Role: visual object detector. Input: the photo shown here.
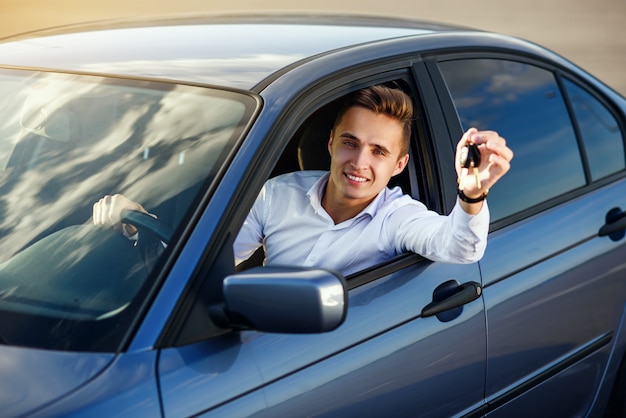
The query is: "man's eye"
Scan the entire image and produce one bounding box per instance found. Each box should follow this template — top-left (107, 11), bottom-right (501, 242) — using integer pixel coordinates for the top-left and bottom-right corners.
top-left (373, 149), bottom-right (385, 156)
top-left (343, 141), bottom-right (356, 148)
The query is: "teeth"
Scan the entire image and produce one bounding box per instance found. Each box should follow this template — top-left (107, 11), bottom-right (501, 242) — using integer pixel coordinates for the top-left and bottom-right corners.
top-left (346, 174), bottom-right (367, 183)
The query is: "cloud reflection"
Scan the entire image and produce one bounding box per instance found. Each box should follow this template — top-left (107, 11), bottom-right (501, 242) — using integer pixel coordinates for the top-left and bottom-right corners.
top-left (79, 54), bottom-right (307, 89)
top-left (0, 71), bottom-right (248, 263)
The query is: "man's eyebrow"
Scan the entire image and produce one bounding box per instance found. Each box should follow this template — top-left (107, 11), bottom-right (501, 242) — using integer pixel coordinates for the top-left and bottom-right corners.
top-left (339, 132), bottom-right (358, 140)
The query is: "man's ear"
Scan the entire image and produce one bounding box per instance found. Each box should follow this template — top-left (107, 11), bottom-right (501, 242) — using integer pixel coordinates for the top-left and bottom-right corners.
top-left (327, 130), bottom-right (334, 155)
top-left (392, 153), bottom-right (410, 176)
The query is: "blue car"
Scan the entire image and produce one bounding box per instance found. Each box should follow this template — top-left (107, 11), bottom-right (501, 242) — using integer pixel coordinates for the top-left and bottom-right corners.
top-left (0, 14), bottom-right (625, 417)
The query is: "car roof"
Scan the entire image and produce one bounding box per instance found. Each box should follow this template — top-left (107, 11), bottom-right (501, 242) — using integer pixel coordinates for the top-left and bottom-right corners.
top-left (0, 14), bottom-right (470, 90)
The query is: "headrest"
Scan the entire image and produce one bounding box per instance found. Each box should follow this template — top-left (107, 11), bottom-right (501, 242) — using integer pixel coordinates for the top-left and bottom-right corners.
top-left (297, 104), bottom-right (339, 171)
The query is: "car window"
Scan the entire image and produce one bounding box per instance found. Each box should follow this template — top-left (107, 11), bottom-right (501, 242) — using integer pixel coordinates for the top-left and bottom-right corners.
top-left (234, 83), bottom-right (417, 275)
top-left (563, 78), bottom-right (626, 181)
top-left (438, 58), bottom-right (586, 222)
top-left (0, 69), bottom-right (257, 351)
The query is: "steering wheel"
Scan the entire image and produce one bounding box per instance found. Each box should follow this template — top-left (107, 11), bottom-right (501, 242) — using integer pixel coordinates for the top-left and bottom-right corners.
top-left (121, 209), bottom-right (173, 244)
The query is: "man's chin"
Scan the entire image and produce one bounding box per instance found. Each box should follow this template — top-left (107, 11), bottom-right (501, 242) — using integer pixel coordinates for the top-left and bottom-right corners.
top-left (342, 188), bottom-right (379, 202)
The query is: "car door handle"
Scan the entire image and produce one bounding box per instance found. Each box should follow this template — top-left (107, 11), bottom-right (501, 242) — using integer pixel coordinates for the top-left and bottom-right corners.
top-left (599, 207), bottom-right (626, 240)
top-left (421, 281), bottom-right (482, 318)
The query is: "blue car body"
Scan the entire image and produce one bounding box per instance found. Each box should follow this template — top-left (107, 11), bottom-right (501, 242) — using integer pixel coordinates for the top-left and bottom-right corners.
top-left (0, 14), bottom-right (625, 417)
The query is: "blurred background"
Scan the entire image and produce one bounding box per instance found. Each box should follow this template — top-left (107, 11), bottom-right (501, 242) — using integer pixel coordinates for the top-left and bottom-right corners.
top-left (0, 0), bottom-right (624, 95)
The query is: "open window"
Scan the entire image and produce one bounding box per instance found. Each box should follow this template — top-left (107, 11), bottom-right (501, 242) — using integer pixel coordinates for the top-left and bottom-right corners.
top-left (236, 79), bottom-right (421, 273)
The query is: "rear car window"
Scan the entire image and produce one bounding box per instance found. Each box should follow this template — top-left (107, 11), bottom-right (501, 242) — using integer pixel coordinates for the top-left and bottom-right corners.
top-left (438, 58), bottom-right (586, 222)
top-left (562, 78), bottom-right (625, 181)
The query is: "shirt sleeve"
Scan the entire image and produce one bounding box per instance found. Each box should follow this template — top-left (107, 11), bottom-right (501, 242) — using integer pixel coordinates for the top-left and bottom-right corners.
top-left (389, 198), bottom-right (490, 264)
top-left (233, 183), bottom-right (267, 264)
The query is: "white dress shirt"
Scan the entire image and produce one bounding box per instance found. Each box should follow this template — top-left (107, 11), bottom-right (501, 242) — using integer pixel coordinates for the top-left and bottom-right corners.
top-left (234, 171), bottom-right (489, 276)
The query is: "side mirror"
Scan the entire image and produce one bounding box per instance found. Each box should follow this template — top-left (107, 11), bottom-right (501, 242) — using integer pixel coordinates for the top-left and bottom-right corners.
top-left (214, 266), bottom-right (347, 333)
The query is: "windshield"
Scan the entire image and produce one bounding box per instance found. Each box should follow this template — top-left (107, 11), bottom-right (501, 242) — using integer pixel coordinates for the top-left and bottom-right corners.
top-left (0, 69), bottom-right (257, 351)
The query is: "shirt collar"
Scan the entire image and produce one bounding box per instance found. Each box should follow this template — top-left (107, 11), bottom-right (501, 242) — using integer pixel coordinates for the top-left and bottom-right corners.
top-left (306, 172), bottom-right (388, 221)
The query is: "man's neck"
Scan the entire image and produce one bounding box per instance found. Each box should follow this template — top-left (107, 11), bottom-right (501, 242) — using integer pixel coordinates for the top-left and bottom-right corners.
top-left (321, 183), bottom-right (374, 225)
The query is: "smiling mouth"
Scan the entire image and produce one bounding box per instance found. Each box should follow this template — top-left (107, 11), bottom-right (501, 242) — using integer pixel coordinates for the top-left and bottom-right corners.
top-left (345, 173), bottom-right (368, 183)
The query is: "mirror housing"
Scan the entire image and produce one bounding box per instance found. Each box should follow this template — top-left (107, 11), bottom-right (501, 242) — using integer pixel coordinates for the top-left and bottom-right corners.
top-left (214, 266), bottom-right (347, 333)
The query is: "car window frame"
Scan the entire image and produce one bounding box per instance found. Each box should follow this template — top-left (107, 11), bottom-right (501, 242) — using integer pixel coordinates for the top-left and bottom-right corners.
top-left (232, 70), bottom-right (437, 269)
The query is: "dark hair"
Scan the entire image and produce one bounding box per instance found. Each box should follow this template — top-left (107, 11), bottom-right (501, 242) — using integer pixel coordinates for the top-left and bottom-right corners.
top-left (333, 85), bottom-right (413, 156)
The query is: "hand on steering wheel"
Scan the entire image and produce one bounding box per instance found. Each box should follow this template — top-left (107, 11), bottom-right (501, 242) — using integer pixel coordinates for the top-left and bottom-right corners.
top-left (121, 209), bottom-right (172, 244)
top-left (93, 194), bottom-right (172, 244)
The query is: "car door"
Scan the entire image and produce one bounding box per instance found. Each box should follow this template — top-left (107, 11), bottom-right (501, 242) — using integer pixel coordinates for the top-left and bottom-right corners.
top-left (432, 54), bottom-right (626, 416)
top-left (156, 70), bottom-right (490, 417)
top-left (159, 262), bottom-right (486, 418)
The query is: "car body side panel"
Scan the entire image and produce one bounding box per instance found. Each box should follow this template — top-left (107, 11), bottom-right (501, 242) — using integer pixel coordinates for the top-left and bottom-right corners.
top-left (481, 178), bottom-right (626, 414)
top-left (0, 346), bottom-right (113, 417)
top-left (159, 262), bottom-right (486, 417)
top-left (485, 348), bottom-right (610, 417)
top-left (30, 351), bottom-right (162, 417)
top-left (157, 334), bottom-right (266, 416)
top-left (254, 304), bottom-right (485, 418)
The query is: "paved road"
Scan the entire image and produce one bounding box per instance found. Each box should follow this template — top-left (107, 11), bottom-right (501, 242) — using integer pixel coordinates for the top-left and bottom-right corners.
top-left (0, 0), bottom-right (624, 95)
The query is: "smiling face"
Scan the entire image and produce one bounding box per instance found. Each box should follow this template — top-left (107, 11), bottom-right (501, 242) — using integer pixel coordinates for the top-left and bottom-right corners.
top-left (324, 105), bottom-right (409, 220)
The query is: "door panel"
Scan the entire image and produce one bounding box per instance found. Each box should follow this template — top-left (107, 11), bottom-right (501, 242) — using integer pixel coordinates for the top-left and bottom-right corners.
top-left (255, 302), bottom-right (485, 418)
top-left (433, 54), bottom-right (626, 414)
top-left (485, 348), bottom-right (609, 418)
top-left (159, 262), bottom-right (487, 417)
top-left (481, 179), bottom-right (626, 415)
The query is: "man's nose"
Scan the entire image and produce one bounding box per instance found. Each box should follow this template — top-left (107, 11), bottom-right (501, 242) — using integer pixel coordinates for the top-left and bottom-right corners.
top-left (350, 149), bottom-right (370, 169)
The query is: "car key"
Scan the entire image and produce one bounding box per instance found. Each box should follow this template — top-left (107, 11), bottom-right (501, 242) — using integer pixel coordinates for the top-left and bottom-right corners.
top-left (459, 143), bottom-right (481, 190)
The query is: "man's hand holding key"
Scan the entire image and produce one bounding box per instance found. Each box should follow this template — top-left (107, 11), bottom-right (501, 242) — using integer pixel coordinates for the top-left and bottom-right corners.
top-left (455, 127), bottom-right (514, 215)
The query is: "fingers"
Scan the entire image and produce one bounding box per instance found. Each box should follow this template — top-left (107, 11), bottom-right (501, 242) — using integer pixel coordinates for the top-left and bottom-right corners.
top-left (458, 128), bottom-right (513, 165)
top-left (455, 127), bottom-right (514, 193)
top-left (93, 195), bottom-right (119, 228)
top-left (481, 135), bottom-right (513, 166)
top-left (465, 129), bottom-right (500, 146)
top-left (92, 194), bottom-right (145, 229)
top-left (93, 195), bottom-right (109, 226)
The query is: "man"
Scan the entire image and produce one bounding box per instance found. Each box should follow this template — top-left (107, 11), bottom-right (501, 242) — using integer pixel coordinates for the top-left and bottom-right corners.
top-left (94, 85), bottom-right (513, 275)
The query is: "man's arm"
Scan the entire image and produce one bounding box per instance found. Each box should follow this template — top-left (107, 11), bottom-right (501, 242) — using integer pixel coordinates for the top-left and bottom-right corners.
top-left (391, 198), bottom-right (489, 264)
top-left (392, 128), bottom-right (512, 264)
top-left (233, 185), bottom-right (267, 265)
